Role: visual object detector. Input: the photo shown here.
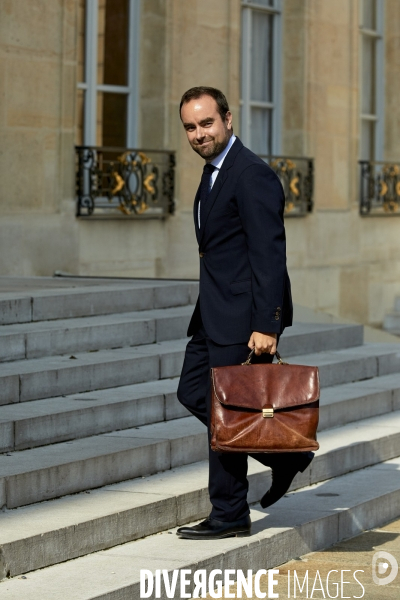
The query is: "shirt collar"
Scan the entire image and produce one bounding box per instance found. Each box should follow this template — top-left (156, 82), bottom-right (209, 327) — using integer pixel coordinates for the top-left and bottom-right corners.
top-left (210, 134), bottom-right (236, 171)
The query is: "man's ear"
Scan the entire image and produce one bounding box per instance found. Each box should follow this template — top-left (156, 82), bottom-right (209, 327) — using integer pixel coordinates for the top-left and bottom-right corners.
top-left (225, 111), bottom-right (233, 130)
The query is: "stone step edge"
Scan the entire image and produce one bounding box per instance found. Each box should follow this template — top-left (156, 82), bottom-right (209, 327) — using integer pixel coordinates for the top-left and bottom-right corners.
top-left (2, 409), bottom-right (400, 576)
top-left (1, 458), bottom-right (400, 599)
top-left (0, 304), bottom-right (194, 333)
top-left (0, 378), bottom-right (185, 452)
top-left (1, 340), bottom-right (399, 409)
top-left (0, 339), bottom-right (189, 406)
top-left (1, 370), bottom-right (400, 452)
top-left (0, 281), bottom-right (199, 326)
top-left (0, 318), bottom-right (363, 365)
top-left (0, 304), bottom-right (194, 362)
top-left (1, 339), bottom-right (397, 379)
top-left (1, 404), bottom-right (400, 491)
top-left (0, 309), bottom-right (359, 335)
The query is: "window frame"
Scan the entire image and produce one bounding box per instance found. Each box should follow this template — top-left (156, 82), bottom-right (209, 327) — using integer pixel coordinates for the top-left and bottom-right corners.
top-left (240, 0), bottom-right (282, 155)
top-left (77, 0), bottom-right (141, 147)
top-left (359, 0), bottom-right (385, 161)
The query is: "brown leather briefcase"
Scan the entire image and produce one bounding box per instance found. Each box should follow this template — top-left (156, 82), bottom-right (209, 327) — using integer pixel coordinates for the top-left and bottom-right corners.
top-left (210, 350), bottom-right (320, 453)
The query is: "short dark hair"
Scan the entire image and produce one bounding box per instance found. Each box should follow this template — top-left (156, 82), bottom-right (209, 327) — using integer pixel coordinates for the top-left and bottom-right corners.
top-left (179, 86), bottom-right (230, 121)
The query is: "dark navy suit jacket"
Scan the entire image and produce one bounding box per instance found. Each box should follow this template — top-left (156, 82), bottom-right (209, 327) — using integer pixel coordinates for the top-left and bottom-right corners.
top-left (187, 137), bottom-right (293, 345)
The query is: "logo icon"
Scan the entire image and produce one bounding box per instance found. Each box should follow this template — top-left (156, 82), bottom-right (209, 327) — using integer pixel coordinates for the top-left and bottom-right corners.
top-left (372, 551), bottom-right (398, 586)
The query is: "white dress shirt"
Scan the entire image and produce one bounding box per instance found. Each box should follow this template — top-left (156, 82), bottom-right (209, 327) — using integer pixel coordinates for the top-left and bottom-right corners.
top-left (198, 134), bottom-right (237, 228)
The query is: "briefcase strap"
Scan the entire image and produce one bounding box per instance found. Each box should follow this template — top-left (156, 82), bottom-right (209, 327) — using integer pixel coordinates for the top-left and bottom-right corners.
top-left (241, 348), bottom-right (288, 366)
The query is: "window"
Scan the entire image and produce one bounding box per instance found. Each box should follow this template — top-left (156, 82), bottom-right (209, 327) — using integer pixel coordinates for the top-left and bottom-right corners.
top-left (76, 0), bottom-right (140, 147)
top-left (240, 0), bottom-right (282, 155)
top-left (359, 0), bottom-right (385, 160)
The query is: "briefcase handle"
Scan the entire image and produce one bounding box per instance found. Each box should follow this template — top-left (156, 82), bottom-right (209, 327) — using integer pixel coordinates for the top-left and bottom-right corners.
top-left (241, 348), bottom-right (288, 366)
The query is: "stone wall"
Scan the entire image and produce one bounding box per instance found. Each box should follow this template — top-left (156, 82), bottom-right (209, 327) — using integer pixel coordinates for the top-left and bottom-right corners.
top-left (0, 0), bottom-right (79, 275)
top-left (0, 0), bottom-right (399, 325)
top-left (283, 0), bottom-right (400, 326)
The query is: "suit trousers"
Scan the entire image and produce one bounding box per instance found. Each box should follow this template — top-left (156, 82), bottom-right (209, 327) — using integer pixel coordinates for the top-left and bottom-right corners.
top-left (177, 322), bottom-right (294, 522)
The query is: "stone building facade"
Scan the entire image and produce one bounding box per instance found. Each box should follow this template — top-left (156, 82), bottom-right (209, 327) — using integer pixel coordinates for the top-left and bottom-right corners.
top-left (0, 0), bottom-right (399, 326)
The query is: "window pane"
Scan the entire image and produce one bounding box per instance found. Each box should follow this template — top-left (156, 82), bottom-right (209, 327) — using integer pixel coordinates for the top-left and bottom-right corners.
top-left (360, 119), bottom-right (375, 160)
top-left (97, 93), bottom-right (127, 147)
top-left (250, 108), bottom-right (272, 155)
top-left (251, 11), bottom-right (273, 103)
top-left (77, 0), bottom-right (86, 83)
top-left (76, 89), bottom-right (85, 146)
top-left (362, 0), bottom-right (376, 30)
top-left (97, 0), bottom-right (129, 86)
top-left (362, 35), bottom-right (376, 115)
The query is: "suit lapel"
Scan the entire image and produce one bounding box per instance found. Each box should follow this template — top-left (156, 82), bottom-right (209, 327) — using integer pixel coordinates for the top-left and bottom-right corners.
top-left (193, 185), bottom-right (201, 244)
top-left (198, 137), bottom-right (243, 246)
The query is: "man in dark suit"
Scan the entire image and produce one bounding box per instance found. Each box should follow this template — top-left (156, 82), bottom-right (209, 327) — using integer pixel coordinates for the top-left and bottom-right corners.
top-left (176, 87), bottom-right (313, 540)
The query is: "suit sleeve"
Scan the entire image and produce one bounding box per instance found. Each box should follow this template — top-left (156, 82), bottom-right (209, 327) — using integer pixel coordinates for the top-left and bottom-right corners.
top-left (236, 163), bottom-right (287, 334)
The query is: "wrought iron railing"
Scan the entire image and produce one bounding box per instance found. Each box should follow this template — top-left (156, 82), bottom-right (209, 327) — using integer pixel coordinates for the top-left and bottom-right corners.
top-left (75, 146), bottom-right (175, 218)
top-left (359, 160), bottom-right (400, 215)
top-left (260, 155), bottom-right (314, 216)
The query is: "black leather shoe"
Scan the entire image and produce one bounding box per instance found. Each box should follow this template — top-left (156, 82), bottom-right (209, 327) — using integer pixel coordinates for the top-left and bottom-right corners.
top-left (176, 515), bottom-right (251, 540)
top-left (260, 452), bottom-right (314, 509)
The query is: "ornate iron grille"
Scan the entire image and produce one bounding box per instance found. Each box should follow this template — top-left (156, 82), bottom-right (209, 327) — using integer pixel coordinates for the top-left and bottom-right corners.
top-left (75, 146), bottom-right (175, 218)
top-left (359, 160), bottom-right (400, 216)
top-left (260, 155), bottom-right (314, 216)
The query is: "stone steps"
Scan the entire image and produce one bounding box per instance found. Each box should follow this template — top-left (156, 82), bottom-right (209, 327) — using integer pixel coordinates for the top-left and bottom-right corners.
top-left (0, 337), bottom-right (400, 452)
top-left (1, 456), bottom-right (400, 597)
top-left (318, 372), bottom-right (400, 430)
top-left (277, 322), bottom-right (363, 356)
top-left (0, 306), bottom-right (194, 363)
top-left (0, 336), bottom-right (396, 412)
top-left (288, 343), bottom-right (400, 387)
top-left (0, 310), bottom-right (363, 364)
top-left (0, 416), bottom-right (206, 509)
top-left (1, 383), bottom-right (400, 513)
top-left (0, 322), bottom-right (367, 448)
top-left (0, 344), bottom-right (398, 510)
top-left (0, 339), bottom-right (187, 406)
top-left (1, 410), bottom-right (400, 577)
top-left (0, 281), bottom-right (199, 325)
top-left (0, 325), bottom-right (371, 407)
top-left (0, 278), bottom-right (399, 598)
top-left (0, 369), bottom-right (399, 453)
top-left (0, 378), bottom-right (185, 452)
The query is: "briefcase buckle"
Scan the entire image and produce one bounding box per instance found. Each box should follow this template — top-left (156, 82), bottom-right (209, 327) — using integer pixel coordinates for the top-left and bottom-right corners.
top-left (262, 408), bottom-right (274, 418)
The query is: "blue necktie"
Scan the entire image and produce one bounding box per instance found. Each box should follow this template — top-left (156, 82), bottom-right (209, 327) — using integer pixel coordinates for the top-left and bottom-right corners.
top-left (199, 163), bottom-right (216, 227)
